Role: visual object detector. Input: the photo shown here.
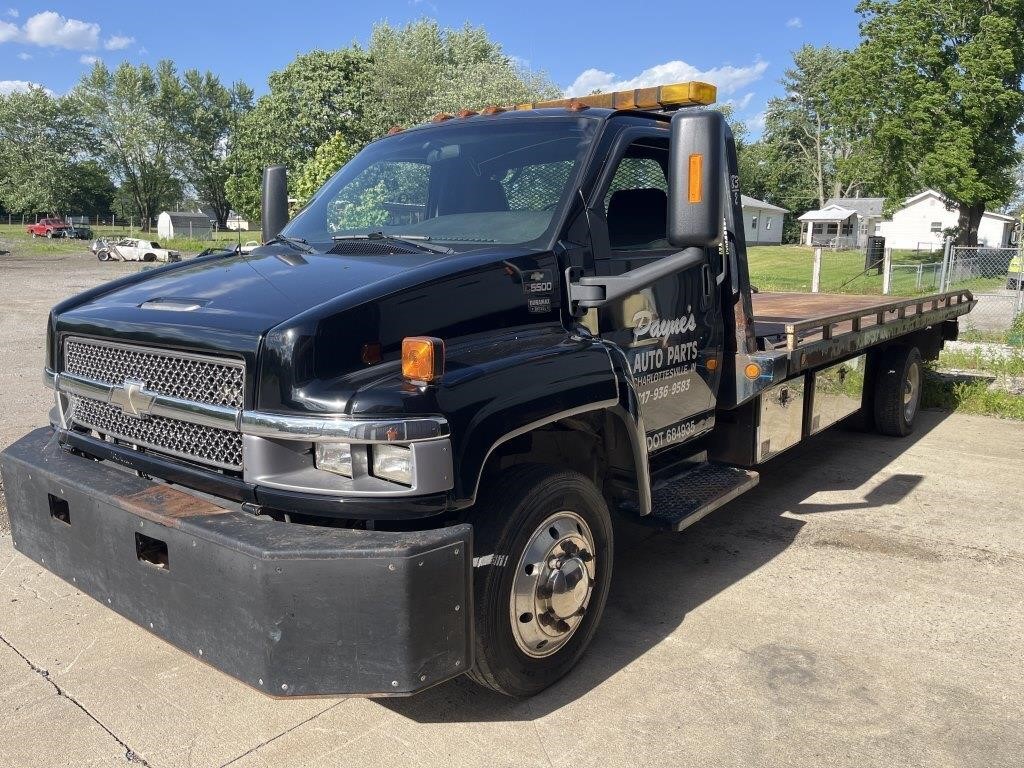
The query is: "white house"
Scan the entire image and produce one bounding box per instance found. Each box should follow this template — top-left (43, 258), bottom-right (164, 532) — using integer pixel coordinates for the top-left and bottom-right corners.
top-left (798, 196), bottom-right (884, 249)
top-left (741, 195), bottom-right (787, 245)
top-left (157, 211), bottom-right (214, 241)
top-left (877, 189), bottom-right (1015, 250)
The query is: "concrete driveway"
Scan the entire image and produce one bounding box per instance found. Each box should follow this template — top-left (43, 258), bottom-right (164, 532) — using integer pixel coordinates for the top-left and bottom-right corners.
top-left (1, 245), bottom-right (1022, 767)
top-left (1, 410), bottom-right (1022, 768)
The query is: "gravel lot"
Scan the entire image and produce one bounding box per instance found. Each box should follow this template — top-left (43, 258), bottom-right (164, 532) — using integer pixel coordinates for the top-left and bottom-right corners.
top-left (1, 239), bottom-right (1022, 768)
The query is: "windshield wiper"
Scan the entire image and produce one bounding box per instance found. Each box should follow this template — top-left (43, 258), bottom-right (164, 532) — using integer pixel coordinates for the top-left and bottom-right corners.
top-left (265, 234), bottom-right (315, 253)
top-left (331, 232), bottom-right (455, 255)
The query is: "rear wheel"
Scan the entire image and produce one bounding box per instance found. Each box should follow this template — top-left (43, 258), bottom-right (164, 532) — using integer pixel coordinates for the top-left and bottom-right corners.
top-left (873, 345), bottom-right (922, 437)
top-left (96, 250), bottom-right (111, 262)
top-left (468, 464), bottom-right (613, 697)
top-left (45, 230), bottom-right (53, 238)
top-left (143, 253), bottom-right (156, 262)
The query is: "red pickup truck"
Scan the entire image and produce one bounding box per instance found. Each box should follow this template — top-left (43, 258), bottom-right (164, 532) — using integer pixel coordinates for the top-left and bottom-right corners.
top-left (27, 217), bottom-right (71, 238)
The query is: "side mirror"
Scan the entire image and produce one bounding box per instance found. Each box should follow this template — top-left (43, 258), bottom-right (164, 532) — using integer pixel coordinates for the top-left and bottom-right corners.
top-left (261, 165), bottom-right (289, 243)
top-left (667, 110), bottom-right (724, 248)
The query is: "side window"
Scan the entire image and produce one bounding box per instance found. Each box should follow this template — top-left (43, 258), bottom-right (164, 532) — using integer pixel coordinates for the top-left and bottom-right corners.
top-left (765, 216), bottom-right (773, 231)
top-left (602, 139), bottom-right (670, 252)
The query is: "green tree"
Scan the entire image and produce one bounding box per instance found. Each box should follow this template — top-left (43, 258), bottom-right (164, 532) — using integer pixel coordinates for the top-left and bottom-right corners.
top-left (363, 20), bottom-right (560, 134)
top-left (64, 159), bottom-right (116, 217)
top-left (292, 132), bottom-right (357, 207)
top-left (226, 49), bottom-right (371, 222)
top-left (170, 70), bottom-right (253, 228)
top-left (760, 45), bottom-right (875, 211)
top-left (73, 61), bottom-right (184, 227)
top-left (847, 0), bottom-right (1024, 244)
top-left (0, 87), bottom-right (89, 214)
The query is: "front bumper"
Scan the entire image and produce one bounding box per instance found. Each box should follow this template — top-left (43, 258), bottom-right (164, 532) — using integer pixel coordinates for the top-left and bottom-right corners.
top-left (1, 428), bottom-right (473, 696)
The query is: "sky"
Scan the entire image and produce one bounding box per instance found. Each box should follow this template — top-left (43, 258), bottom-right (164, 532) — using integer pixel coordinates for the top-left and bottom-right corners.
top-left (0, 1), bottom-right (863, 134)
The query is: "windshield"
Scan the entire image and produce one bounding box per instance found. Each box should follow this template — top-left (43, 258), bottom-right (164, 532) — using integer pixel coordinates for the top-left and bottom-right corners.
top-left (282, 116), bottom-right (598, 250)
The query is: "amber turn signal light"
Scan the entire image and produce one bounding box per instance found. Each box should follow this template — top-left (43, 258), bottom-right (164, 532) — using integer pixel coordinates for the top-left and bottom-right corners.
top-left (402, 336), bottom-right (444, 383)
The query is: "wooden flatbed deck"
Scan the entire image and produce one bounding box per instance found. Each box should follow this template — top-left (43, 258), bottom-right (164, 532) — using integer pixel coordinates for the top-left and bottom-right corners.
top-left (751, 290), bottom-right (975, 371)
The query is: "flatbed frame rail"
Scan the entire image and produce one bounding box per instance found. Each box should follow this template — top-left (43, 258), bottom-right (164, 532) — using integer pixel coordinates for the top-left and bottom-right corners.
top-left (773, 289), bottom-right (975, 372)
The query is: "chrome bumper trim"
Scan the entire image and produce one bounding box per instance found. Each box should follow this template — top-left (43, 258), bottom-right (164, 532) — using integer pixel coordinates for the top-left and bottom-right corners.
top-left (47, 368), bottom-right (450, 444)
top-left (238, 412), bottom-right (450, 443)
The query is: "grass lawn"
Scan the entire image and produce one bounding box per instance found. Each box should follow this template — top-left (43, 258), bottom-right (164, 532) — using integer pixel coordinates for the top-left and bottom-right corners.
top-left (746, 244), bottom-right (1004, 297)
top-left (0, 223), bottom-right (255, 258)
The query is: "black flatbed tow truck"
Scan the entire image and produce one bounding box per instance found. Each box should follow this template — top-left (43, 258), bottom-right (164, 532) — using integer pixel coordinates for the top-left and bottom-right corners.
top-left (1, 81), bottom-right (974, 698)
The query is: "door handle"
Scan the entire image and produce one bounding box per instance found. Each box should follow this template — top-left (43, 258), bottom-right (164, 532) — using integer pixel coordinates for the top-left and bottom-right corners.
top-left (700, 264), bottom-right (713, 310)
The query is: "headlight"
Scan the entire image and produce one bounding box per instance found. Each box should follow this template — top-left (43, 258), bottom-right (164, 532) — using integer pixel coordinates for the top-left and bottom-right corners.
top-left (372, 444), bottom-right (412, 486)
top-left (314, 442), bottom-right (352, 477)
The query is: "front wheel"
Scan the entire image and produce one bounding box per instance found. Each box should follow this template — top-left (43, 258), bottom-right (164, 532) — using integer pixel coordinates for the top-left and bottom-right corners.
top-left (873, 345), bottom-right (922, 437)
top-left (468, 465), bottom-right (613, 697)
top-left (96, 250), bottom-right (111, 262)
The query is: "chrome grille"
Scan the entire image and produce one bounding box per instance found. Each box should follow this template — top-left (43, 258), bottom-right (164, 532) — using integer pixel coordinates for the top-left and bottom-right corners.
top-left (64, 337), bottom-right (244, 408)
top-left (62, 337), bottom-right (246, 471)
top-left (69, 396), bottom-right (243, 470)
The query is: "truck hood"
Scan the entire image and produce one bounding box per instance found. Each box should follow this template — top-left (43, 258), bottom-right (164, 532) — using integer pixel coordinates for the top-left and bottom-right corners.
top-left (55, 247), bottom-right (449, 360)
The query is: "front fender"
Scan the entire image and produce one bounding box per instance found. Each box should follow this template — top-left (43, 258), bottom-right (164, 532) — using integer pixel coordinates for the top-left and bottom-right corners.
top-left (444, 333), bottom-right (648, 513)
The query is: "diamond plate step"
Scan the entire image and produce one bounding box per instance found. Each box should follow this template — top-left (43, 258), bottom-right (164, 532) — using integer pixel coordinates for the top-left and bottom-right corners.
top-left (646, 463), bottom-right (759, 532)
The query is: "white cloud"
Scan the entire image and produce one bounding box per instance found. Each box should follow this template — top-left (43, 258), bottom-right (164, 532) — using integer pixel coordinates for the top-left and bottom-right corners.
top-left (726, 91), bottom-right (755, 111)
top-left (0, 17), bottom-right (16, 41)
top-left (566, 58), bottom-right (770, 98)
top-left (80, 53), bottom-right (99, 65)
top-left (6, 8), bottom-right (17, 18)
top-left (104, 34), bottom-right (133, 50)
top-left (746, 111), bottom-right (767, 133)
top-left (16, 50), bottom-right (30, 59)
top-left (23, 11), bottom-right (100, 50)
top-left (0, 79), bottom-right (51, 95)
top-left (786, 17), bottom-right (803, 29)
top-left (137, 46), bottom-right (148, 56)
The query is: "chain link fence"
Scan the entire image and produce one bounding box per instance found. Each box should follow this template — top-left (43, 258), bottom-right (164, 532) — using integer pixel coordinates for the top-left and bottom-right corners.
top-left (943, 245), bottom-right (1023, 343)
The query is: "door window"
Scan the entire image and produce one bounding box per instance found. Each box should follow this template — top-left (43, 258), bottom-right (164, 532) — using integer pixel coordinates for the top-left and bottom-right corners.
top-left (601, 140), bottom-right (671, 252)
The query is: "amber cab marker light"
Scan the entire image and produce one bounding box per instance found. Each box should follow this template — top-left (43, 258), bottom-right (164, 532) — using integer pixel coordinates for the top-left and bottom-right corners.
top-left (402, 337), bottom-right (445, 383)
top-left (744, 362), bottom-right (762, 380)
top-left (688, 154), bottom-right (704, 204)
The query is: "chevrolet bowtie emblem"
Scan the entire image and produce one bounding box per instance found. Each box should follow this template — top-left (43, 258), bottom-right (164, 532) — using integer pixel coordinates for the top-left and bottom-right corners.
top-left (110, 379), bottom-right (156, 419)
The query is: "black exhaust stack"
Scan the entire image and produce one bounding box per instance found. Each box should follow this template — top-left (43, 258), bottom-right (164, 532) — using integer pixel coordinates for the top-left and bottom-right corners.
top-left (261, 165), bottom-right (288, 243)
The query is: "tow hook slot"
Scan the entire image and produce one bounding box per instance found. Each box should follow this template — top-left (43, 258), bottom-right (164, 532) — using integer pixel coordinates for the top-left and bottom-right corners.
top-left (135, 532), bottom-right (169, 570)
top-left (48, 494), bottom-right (70, 525)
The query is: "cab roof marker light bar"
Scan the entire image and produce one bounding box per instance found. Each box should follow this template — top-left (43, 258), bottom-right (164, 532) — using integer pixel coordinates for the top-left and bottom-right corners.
top-left (513, 81), bottom-right (717, 112)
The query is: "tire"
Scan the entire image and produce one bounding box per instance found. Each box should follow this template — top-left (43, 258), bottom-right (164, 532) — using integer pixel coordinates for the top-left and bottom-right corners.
top-left (96, 250), bottom-right (110, 262)
top-left (468, 464), bottom-right (613, 697)
top-left (31, 232), bottom-right (37, 238)
top-left (46, 230), bottom-right (53, 239)
top-left (143, 253), bottom-right (156, 262)
top-left (873, 345), bottom-right (922, 437)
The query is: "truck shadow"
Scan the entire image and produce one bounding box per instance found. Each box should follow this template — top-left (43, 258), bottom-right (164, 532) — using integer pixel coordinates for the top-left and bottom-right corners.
top-left (378, 409), bottom-right (950, 723)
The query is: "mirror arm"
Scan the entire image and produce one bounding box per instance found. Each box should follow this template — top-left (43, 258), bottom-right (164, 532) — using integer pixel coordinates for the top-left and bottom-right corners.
top-left (567, 247), bottom-right (707, 310)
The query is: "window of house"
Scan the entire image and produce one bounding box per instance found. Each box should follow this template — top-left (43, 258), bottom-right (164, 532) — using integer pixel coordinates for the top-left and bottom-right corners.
top-left (765, 216), bottom-right (773, 231)
top-left (750, 216), bottom-right (758, 229)
top-left (826, 223), bottom-right (838, 235)
top-left (930, 221), bottom-right (942, 234)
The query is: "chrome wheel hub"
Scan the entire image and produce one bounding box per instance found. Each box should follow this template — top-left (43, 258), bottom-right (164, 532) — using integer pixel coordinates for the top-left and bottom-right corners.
top-left (904, 360), bottom-right (921, 421)
top-left (510, 511), bottom-right (596, 658)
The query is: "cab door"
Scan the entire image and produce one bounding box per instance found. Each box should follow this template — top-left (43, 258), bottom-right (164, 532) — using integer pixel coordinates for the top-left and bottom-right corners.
top-left (589, 130), bottom-right (723, 454)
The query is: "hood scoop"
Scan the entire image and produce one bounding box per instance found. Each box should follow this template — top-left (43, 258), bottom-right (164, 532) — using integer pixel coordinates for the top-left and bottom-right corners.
top-left (139, 297), bottom-right (211, 312)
